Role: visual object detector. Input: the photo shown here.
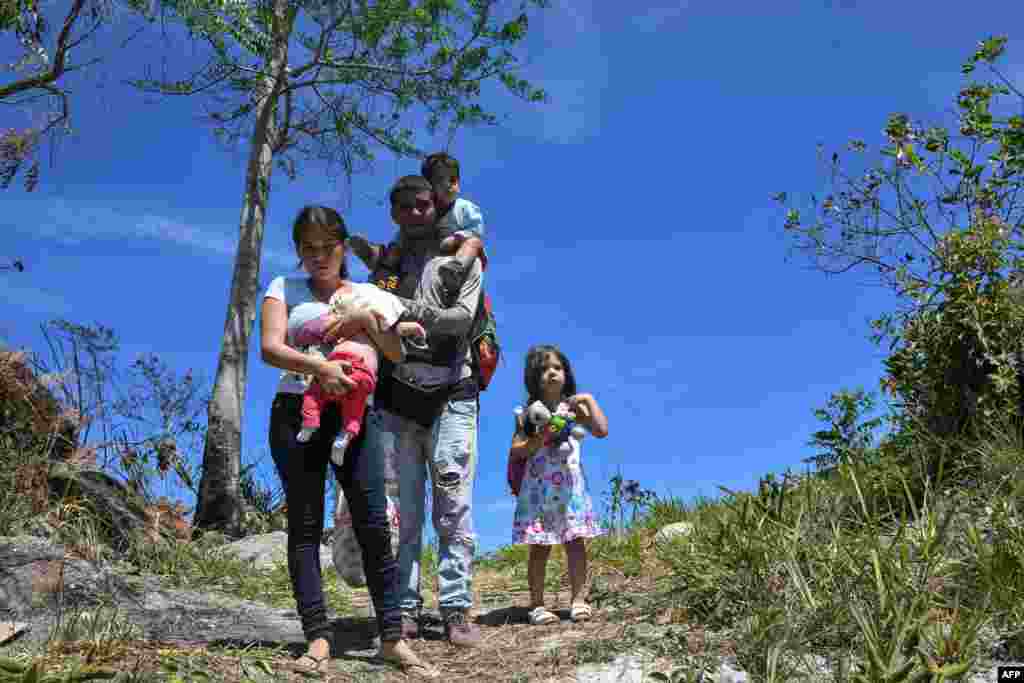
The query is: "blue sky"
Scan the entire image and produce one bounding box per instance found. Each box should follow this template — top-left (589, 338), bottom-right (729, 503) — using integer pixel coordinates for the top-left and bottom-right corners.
top-left (3, 1), bottom-right (1023, 554)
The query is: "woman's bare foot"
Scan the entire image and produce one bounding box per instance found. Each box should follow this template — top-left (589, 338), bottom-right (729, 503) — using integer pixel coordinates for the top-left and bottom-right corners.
top-left (379, 639), bottom-right (439, 679)
top-left (295, 636), bottom-right (330, 674)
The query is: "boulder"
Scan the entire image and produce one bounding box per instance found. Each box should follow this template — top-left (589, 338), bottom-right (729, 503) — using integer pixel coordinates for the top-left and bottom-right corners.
top-left (220, 531), bottom-right (332, 572)
top-left (9, 514), bottom-right (57, 542)
top-left (46, 463), bottom-right (151, 552)
top-left (0, 536), bottom-right (306, 647)
top-left (654, 521), bottom-right (694, 544)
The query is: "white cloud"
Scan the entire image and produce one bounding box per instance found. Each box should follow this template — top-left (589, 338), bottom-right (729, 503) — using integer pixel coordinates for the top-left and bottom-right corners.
top-left (8, 198), bottom-right (296, 270)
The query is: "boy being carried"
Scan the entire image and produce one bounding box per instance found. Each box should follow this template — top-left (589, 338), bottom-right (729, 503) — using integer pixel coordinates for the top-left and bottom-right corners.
top-left (348, 152), bottom-right (488, 304)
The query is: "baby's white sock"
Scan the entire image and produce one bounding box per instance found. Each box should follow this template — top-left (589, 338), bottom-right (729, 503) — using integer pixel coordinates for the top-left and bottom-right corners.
top-left (330, 432), bottom-right (353, 468)
top-left (296, 427), bottom-right (316, 443)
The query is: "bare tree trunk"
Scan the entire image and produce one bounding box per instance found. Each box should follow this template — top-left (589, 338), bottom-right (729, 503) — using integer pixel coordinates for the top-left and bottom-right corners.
top-left (193, 1), bottom-right (291, 536)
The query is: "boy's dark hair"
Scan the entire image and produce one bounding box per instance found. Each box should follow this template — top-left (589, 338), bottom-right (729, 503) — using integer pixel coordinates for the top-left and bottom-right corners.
top-left (524, 344), bottom-right (577, 403)
top-left (389, 175), bottom-right (433, 205)
top-left (292, 205), bottom-right (349, 278)
top-left (421, 152), bottom-right (460, 182)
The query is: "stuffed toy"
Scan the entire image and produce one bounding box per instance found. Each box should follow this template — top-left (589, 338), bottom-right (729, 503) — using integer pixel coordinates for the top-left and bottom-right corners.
top-left (507, 401), bottom-right (586, 496)
top-left (520, 400), bottom-right (586, 445)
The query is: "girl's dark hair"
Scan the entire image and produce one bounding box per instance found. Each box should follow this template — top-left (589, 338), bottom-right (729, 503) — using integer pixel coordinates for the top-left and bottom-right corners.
top-left (524, 344), bottom-right (577, 403)
top-left (292, 205), bottom-right (349, 278)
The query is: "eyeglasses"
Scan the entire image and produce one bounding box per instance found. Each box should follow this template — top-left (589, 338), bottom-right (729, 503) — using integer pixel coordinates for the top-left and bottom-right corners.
top-left (299, 241), bottom-right (341, 258)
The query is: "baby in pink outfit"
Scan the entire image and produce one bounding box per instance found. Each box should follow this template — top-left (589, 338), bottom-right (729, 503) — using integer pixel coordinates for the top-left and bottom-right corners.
top-left (292, 283), bottom-right (425, 466)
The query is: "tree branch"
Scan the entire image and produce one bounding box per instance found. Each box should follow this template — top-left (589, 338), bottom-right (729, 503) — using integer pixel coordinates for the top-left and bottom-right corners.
top-left (0, 0), bottom-right (88, 101)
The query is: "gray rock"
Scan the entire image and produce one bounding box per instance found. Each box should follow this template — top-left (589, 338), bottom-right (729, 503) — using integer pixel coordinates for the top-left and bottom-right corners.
top-left (219, 531), bottom-right (332, 572)
top-left (655, 521), bottom-right (694, 544)
top-left (0, 536), bottom-right (308, 648)
top-left (575, 653), bottom-right (655, 683)
top-left (965, 662), bottom-right (1024, 682)
top-left (9, 515), bottom-right (56, 542)
top-left (0, 621), bottom-right (28, 645)
top-left (46, 464), bottom-right (150, 551)
top-left (714, 662), bottom-right (749, 683)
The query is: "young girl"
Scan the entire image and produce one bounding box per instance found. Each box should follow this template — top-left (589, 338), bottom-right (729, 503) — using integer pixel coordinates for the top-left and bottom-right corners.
top-left (509, 344), bottom-right (609, 625)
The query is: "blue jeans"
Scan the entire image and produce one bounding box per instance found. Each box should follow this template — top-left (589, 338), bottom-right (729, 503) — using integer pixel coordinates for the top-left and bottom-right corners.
top-left (362, 398), bottom-right (478, 613)
top-left (268, 393), bottom-right (403, 642)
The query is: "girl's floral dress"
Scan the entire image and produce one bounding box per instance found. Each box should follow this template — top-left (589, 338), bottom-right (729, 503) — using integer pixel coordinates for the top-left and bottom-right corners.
top-left (513, 401), bottom-right (604, 545)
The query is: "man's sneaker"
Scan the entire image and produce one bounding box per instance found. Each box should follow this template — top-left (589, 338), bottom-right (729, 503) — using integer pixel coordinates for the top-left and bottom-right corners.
top-left (400, 611), bottom-right (420, 640)
top-left (443, 609), bottom-right (481, 648)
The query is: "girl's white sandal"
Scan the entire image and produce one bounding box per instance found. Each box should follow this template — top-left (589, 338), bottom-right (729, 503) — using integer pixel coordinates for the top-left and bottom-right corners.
top-left (570, 603), bottom-right (593, 622)
top-left (528, 606), bottom-right (559, 625)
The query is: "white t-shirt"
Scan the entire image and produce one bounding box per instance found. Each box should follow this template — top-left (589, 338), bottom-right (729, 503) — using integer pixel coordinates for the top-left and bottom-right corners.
top-left (264, 275), bottom-right (405, 395)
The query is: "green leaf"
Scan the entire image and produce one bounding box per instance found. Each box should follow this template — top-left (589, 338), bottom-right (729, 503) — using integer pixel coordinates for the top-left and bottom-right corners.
top-left (22, 661), bottom-right (41, 683)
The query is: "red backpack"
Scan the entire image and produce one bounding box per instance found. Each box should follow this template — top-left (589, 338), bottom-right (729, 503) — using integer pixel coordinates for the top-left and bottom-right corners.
top-left (471, 293), bottom-right (500, 391)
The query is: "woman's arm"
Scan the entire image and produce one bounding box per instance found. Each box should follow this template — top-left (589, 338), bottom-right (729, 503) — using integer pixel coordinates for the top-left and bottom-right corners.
top-left (260, 297), bottom-right (356, 393)
top-left (569, 393), bottom-right (609, 438)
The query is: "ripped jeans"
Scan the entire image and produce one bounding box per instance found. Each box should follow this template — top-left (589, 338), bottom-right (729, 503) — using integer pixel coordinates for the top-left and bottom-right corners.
top-left (362, 398), bottom-right (477, 613)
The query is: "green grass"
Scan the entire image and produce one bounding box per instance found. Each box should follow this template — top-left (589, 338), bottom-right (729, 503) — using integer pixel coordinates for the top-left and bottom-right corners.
top-left (13, 385), bottom-right (1024, 681)
top-left (477, 419), bottom-right (1024, 681)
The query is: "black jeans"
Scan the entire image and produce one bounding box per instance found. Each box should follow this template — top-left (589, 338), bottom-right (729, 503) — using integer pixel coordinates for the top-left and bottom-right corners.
top-left (268, 393), bottom-right (402, 643)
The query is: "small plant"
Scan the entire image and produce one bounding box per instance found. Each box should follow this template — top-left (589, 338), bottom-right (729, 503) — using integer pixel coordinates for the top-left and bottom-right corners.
top-left (733, 605), bottom-right (812, 683)
top-left (603, 473), bottom-right (656, 537)
top-left (570, 638), bottom-right (618, 665)
top-left (805, 389), bottom-right (884, 473)
top-left (46, 604), bottom-right (142, 665)
top-left (49, 500), bottom-right (113, 563)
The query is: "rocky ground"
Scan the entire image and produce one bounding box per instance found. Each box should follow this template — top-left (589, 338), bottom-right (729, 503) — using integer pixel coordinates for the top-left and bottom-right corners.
top-left (2, 533), bottom-right (1020, 682)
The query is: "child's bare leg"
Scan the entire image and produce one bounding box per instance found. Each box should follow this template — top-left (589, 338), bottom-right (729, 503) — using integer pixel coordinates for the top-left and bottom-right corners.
top-left (528, 544), bottom-right (551, 608)
top-left (454, 236), bottom-right (483, 266)
top-left (439, 233), bottom-right (463, 254)
top-left (564, 538), bottom-right (588, 607)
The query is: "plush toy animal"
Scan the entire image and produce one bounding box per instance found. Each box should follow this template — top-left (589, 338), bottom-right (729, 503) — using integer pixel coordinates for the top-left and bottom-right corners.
top-left (508, 401), bottom-right (586, 496)
top-left (520, 400), bottom-right (586, 445)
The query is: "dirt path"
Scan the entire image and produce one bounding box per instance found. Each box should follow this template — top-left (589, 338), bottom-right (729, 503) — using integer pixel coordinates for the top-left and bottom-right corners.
top-left (326, 569), bottom-right (634, 682)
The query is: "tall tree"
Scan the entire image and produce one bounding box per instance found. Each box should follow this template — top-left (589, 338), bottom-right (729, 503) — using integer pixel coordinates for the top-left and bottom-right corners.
top-left (1, 0), bottom-right (153, 190)
top-left (138, 0), bottom-right (548, 535)
top-left (776, 36), bottom-right (1024, 446)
